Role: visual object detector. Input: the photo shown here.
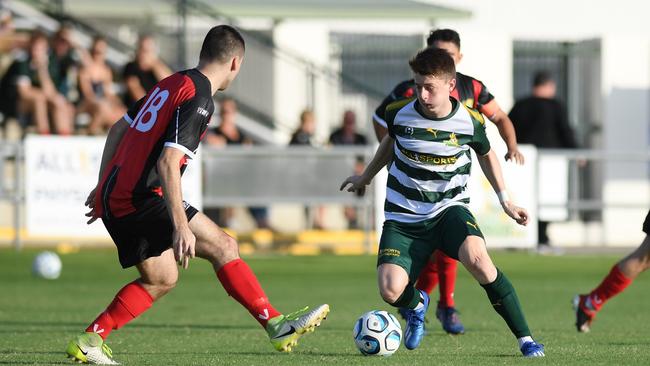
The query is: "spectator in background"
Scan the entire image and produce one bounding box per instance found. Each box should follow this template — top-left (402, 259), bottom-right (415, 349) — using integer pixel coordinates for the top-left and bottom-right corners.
top-left (329, 110), bottom-right (367, 229)
top-left (50, 24), bottom-right (82, 100)
top-left (289, 109), bottom-right (325, 229)
top-left (508, 70), bottom-right (579, 251)
top-left (77, 36), bottom-right (126, 135)
top-left (0, 30), bottom-right (74, 135)
top-left (329, 109), bottom-right (367, 146)
top-left (290, 109), bottom-right (316, 145)
top-left (206, 98), bottom-right (271, 230)
top-left (122, 34), bottom-right (171, 109)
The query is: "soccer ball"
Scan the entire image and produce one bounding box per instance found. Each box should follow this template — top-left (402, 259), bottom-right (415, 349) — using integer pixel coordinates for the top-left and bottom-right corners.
top-left (353, 310), bottom-right (402, 356)
top-left (32, 251), bottom-right (62, 280)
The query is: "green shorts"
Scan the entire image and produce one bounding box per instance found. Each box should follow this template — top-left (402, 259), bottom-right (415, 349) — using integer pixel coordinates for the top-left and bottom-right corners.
top-left (377, 205), bottom-right (484, 281)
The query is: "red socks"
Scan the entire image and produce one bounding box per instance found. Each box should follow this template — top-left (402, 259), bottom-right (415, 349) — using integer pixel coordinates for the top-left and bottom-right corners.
top-left (588, 264), bottom-right (632, 311)
top-left (217, 259), bottom-right (281, 327)
top-left (86, 281), bottom-right (153, 340)
top-left (436, 251), bottom-right (457, 308)
top-left (415, 258), bottom-right (439, 294)
top-left (415, 251), bottom-right (458, 308)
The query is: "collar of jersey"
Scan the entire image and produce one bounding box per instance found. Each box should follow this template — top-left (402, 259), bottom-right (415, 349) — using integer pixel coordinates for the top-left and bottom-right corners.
top-left (413, 97), bottom-right (459, 122)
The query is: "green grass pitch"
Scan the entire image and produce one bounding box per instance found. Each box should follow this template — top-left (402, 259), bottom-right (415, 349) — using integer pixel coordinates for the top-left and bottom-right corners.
top-left (1, 248), bottom-right (649, 365)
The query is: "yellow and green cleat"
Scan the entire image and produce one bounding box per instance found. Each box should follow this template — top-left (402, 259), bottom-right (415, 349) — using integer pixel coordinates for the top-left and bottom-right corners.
top-left (65, 332), bottom-right (119, 365)
top-left (266, 304), bottom-right (330, 352)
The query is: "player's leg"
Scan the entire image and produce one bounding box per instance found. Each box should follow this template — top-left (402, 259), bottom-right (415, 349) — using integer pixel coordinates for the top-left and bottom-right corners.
top-left (414, 256), bottom-right (439, 295)
top-left (438, 206), bottom-right (543, 357)
top-left (575, 234), bottom-right (650, 332)
top-left (189, 211), bottom-right (329, 352)
top-left (377, 220), bottom-right (432, 350)
top-left (66, 251), bottom-right (177, 364)
top-left (434, 251), bottom-right (465, 334)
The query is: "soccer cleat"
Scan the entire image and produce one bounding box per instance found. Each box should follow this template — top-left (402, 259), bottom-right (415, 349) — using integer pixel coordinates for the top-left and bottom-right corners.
top-left (435, 305), bottom-right (465, 335)
top-left (266, 304), bottom-right (329, 352)
top-left (65, 332), bottom-right (119, 365)
top-left (403, 290), bottom-right (429, 350)
top-left (573, 294), bottom-right (596, 332)
top-left (520, 341), bottom-right (545, 357)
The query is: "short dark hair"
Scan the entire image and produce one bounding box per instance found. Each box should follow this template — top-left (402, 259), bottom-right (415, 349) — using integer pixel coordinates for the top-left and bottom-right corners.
top-left (409, 47), bottom-right (456, 80)
top-left (533, 70), bottom-right (553, 87)
top-left (426, 28), bottom-right (461, 49)
top-left (200, 25), bottom-right (245, 63)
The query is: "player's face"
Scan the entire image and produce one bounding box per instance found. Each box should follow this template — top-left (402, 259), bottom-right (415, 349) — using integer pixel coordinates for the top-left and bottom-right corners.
top-left (413, 73), bottom-right (455, 117)
top-left (432, 41), bottom-right (462, 65)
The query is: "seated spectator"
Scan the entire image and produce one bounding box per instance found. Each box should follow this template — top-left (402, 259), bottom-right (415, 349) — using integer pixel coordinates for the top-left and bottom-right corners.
top-left (329, 110), bottom-right (367, 229)
top-left (50, 23), bottom-right (83, 101)
top-left (77, 36), bottom-right (126, 135)
top-left (0, 30), bottom-right (74, 135)
top-left (205, 98), bottom-right (271, 230)
top-left (122, 34), bottom-right (171, 109)
top-left (289, 109), bottom-right (324, 229)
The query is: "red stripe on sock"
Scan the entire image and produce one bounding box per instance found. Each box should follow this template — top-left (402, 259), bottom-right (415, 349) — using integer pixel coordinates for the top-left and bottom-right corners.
top-left (217, 259), bottom-right (281, 327)
top-left (589, 264), bottom-right (632, 311)
top-left (415, 257), bottom-right (439, 294)
top-left (85, 281), bottom-right (153, 340)
top-left (436, 251), bottom-right (457, 308)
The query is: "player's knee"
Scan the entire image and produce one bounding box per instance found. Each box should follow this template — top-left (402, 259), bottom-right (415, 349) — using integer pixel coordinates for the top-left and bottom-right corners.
top-left (379, 283), bottom-right (403, 304)
top-left (203, 235), bottom-right (239, 263)
top-left (155, 272), bottom-right (178, 293)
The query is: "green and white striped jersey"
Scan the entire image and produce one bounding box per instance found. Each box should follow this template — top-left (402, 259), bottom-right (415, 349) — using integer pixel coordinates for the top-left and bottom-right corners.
top-left (384, 98), bottom-right (490, 223)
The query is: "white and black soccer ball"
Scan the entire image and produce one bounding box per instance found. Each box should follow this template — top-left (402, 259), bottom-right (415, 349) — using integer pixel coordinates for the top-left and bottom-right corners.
top-left (32, 251), bottom-right (62, 280)
top-left (353, 310), bottom-right (402, 356)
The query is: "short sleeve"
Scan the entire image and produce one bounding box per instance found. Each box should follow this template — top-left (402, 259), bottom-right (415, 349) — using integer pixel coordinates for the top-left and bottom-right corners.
top-left (467, 109), bottom-right (491, 155)
top-left (473, 79), bottom-right (498, 119)
top-left (122, 61), bottom-right (139, 79)
top-left (163, 97), bottom-right (213, 158)
top-left (373, 80), bottom-right (415, 128)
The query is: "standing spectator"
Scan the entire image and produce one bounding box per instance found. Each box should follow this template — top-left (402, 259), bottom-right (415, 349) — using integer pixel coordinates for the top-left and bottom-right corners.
top-left (122, 34), bottom-right (171, 109)
top-left (329, 110), bottom-right (367, 146)
top-left (508, 71), bottom-right (579, 250)
top-left (0, 30), bottom-right (74, 135)
top-left (206, 98), bottom-right (271, 229)
top-left (329, 110), bottom-right (367, 229)
top-left (289, 109), bottom-right (324, 229)
top-left (290, 109), bottom-right (316, 145)
top-left (77, 36), bottom-right (126, 135)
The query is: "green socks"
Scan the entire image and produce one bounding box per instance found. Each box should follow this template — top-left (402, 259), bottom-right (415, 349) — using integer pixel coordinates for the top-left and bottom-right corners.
top-left (389, 284), bottom-right (421, 309)
top-left (481, 269), bottom-right (532, 338)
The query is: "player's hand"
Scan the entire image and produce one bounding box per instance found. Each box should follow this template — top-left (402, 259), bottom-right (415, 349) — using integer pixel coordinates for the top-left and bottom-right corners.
top-left (84, 186), bottom-right (99, 225)
top-left (504, 149), bottom-right (525, 165)
top-left (172, 226), bottom-right (196, 269)
top-left (501, 201), bottom-right (529, 226)
top-left (340, 175), bottom-right (368, 196)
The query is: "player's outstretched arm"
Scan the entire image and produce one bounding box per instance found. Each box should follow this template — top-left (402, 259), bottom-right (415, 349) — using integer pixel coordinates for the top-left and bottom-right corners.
top-left (476, 149), bottom-right (529, 226)
top-left (489, 109), bottom-right (524, 165)
top-left (340, 134), bottom-right (394, 195)
top-left (158, 147), bottom-right (196, 269)
top-left (85, 118), bottom-right (130, 224)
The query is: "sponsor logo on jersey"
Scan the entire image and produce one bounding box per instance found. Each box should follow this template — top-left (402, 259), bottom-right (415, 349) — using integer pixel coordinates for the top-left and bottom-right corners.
top-left (197, 107), bottom-right (209, 117)
top-left (443, 133), bottom-right (460, 147)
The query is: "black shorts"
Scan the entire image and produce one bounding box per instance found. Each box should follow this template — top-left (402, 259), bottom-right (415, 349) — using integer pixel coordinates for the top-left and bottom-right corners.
top-left (103, 196), bottom-right (199, 268)
top-left (643, 210), bottom-right (650, 235)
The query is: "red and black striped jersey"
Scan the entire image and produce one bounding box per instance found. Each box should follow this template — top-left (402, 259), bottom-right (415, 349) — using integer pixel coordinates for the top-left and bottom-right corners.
top-left (373, 72), bottom-right (499, 128)
top-left (95, 68), bottom-right (214, 219)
